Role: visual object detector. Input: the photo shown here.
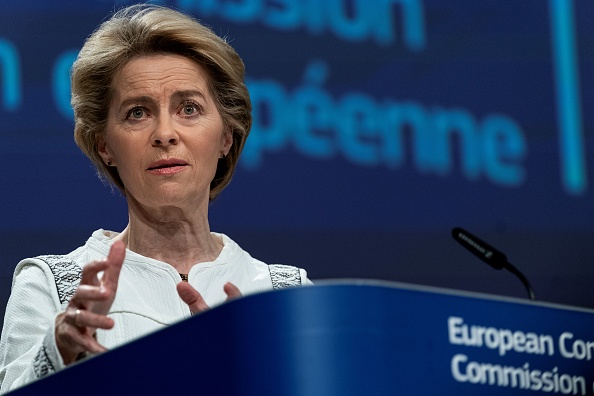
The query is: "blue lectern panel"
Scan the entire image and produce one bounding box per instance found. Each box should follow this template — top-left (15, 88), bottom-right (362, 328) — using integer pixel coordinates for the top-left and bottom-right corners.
top-left (8, 281), bottom-right (594, 395)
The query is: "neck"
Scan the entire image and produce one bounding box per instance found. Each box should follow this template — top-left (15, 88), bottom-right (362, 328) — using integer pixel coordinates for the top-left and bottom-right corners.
top-left (118, 196), bottom-right (223, 274)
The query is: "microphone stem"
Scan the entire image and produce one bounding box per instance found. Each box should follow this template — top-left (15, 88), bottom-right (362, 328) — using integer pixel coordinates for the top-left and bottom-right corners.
top-left (505, 262), bottom-right (536, 300)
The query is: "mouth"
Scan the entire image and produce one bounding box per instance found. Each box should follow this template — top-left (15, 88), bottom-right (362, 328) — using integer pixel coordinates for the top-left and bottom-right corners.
top-left (147, 159), bottom-right (189, 171)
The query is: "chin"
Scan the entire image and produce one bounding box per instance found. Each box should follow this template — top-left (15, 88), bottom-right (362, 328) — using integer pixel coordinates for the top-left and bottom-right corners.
top-left (156, 186), bottom-right (207, 205)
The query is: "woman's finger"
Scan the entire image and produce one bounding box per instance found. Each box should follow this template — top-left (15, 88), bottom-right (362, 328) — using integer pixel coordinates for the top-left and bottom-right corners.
top-left (54, 243), bottom-right (125, 365)
top-left (177, 282), bottom-right (242, 315)
top-left (55, 311), bottom-right (108, 365)
top-left (61, 328), bottom-right (107, 355)
top-left (80, 259), bottom-right (109, 285)
top-left (176, 282), bottom-right (210, 314)
top-left (67, 307), bottom-right (114, 331)
top-left (224, 282), bottom-right (241, 301)
top-left (79, 241), bottom-right (125, 287)
top-left (102, 240), bottom-right (125, 288)
top-left (68, 284), bottom-right (110, 308)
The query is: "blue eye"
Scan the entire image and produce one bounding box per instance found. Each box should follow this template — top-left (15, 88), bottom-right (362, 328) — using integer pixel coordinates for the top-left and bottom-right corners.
top-left (127, 107), bottom-right (146, 119)
top-left (180, 101), bottom-right (202, 117)
top-left (183, 104), bottom-right (196, 115)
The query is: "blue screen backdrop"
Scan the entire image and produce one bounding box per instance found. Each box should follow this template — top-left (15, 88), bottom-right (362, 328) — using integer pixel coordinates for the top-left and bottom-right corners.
top-left (1, 0), bottom-right (593, 326)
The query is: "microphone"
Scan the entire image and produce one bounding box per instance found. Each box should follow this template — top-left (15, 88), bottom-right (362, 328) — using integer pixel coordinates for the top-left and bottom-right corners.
top-left (451, 227), bottom-right (536, 300)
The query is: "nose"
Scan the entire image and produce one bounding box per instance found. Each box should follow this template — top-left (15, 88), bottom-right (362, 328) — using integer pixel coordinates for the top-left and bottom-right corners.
top-left (151, 117), bottom-right (179, 147)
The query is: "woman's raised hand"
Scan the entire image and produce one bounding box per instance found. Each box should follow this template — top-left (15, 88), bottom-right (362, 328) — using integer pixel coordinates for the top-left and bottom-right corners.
top-left (54, 240), bottom-right (125, 365)
top-left (176, 281), bottom-right (241, 315)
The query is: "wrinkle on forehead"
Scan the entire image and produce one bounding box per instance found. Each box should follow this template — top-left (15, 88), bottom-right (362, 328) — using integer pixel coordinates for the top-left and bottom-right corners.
top-left (110, 54), bottom-right (212, 108)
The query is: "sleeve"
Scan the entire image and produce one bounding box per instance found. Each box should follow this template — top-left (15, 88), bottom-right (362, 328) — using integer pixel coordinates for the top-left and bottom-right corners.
top-left (268, 264), bottom-right (314, 289)
top-left (300, 268), bottom-right (314, 285)
top-left (0, 261), bottom-right (67, 394)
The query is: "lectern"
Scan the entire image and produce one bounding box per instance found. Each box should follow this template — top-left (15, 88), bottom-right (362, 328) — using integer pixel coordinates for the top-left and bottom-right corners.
top-left (7, 280), bottom-right (594, 395)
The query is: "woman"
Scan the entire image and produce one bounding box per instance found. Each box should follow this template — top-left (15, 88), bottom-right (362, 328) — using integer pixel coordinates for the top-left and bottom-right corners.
top-left (0, 5), bottom-right (311, 393)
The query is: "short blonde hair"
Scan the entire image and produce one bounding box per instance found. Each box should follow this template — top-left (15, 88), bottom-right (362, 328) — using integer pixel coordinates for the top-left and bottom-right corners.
top-left (71, 4), bottom-right (252, 200)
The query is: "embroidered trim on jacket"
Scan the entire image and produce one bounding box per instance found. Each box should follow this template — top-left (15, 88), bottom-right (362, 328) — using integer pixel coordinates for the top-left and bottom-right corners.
top-left (36, 255), bottom-right (82, 305)
top-left (30, 255), bottom-right (82, 379)
top-left (33, 345), bottom-right (55, 379)
top-left (269, 264), bottom-right (302, 289)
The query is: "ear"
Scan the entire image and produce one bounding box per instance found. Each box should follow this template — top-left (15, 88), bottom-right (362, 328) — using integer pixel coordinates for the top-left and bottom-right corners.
top-left (97, 136), bottom-right (113, 166)
top-left (221, 127), bottom-right (233, 156)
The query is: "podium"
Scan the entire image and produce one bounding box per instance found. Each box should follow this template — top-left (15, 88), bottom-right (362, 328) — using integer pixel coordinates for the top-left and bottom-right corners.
top-left (8, 280), bottom-right (594, 395)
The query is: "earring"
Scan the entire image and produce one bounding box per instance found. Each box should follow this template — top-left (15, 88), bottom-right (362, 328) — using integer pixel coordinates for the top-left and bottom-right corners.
top-left (219, 153), bottom-right (226, 159)
top-left (107, 160), bottom-right (112, 166)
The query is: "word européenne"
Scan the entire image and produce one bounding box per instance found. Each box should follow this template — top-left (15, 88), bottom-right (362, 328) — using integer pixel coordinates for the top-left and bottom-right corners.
top-left (244, 62), bottom-right (527, 187)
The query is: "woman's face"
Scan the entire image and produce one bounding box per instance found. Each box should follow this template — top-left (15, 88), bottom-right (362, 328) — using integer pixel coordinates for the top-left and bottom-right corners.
top-left (100, 54), bottom-right (231, 211)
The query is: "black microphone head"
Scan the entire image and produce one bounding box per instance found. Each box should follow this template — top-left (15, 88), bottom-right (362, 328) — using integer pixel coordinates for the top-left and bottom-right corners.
top-left (451, 227), bottom-right (508, 270)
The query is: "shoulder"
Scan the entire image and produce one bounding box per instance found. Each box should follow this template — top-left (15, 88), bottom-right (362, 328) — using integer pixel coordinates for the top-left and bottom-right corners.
top-left (12, 231), bottom-right (103, 304)
top-left (15, 255), bottom-right (81, 306)
top-left (216, 233), bottom-right (313, 288)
